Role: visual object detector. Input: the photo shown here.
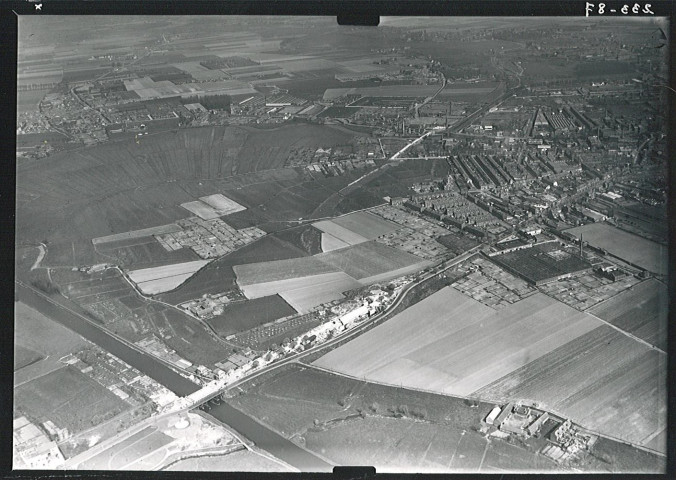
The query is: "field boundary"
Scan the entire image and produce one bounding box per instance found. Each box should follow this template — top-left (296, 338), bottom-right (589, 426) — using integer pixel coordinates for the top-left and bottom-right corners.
top-left (541, 290), bottom-right (666, 354)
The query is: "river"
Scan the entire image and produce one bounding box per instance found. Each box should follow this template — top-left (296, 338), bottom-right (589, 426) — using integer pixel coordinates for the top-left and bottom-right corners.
top-left (204, 402), bottom-right (333, 472)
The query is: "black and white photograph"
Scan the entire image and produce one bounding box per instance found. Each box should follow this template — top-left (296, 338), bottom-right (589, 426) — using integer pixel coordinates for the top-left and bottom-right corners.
top-left (13, 13), bottom-right (669, 474)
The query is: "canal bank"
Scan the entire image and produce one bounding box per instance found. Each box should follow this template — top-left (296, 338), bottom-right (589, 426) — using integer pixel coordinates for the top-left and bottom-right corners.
top-left (15, 282), bottom-right (201, 397)
top-left (202, 402), bottom-right (333, 472)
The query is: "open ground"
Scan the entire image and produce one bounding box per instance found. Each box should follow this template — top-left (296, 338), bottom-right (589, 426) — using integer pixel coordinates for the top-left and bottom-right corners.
top-left (227, 364), bottom-right (661, 472)
top-left (565, 223), bottom-right (667, 275)
top-left (14, 366), bottom-right (131, 435)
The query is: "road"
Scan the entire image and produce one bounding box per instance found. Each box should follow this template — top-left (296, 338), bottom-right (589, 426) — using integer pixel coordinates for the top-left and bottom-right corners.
top-left (55, 245), bottom-right (482, 471)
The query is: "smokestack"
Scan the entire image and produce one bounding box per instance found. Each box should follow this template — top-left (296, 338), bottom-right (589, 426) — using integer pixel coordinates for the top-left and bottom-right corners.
top-left (579, 234), bottom-right (583, 257)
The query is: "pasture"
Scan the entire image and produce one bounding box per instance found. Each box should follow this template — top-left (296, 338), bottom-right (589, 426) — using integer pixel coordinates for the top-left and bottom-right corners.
top-left (228, 364), bottom-right (563, 473)
top-left (207, 295), bottom-right (297, 337)
top-left (15, 124), bottom-right (362, 258)
top-left (588, 279), bottom-right (667, 350)
top-left (14, 301), bottom-right (90, 386)
top-left (95, 237), bottom-right (199, 270)
top-left (234, 256), bottom-right (339, 286)
top-left (316, 241), bottom-right (425, 280)
top-left (312, 284), bottom-right (667, 450)
top-left (313, 288), bottom-right (602, 396)
top-left (272, 225), bottom-right (323, 256)
top-left (92, 224), bottom-right (182, 245)
top-left (14, 366), bottom-right (130, 435)
top-left (565, 223), bottom-right (667, 275)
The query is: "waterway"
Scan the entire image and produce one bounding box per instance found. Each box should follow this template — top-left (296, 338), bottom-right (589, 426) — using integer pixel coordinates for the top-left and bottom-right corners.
top-left (17, 282), bottom-right (332, 470)
top-left (204, 402), bottom-right (333, 472)
top-left (15, 282), bottom-right (201, 397)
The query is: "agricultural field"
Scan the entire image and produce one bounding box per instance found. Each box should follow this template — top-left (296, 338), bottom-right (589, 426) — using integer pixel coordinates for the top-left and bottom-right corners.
top-left (312, 221), bottom-right (368, 246)
top-left (278, 273), bottom-right (363, 313)
top-left (234, 256), bottom-right (339, 286)
top-left (207, 295), bottom-right (297, 337)
top-left (155, 264), bottom-right (238, 305)
top-left (587, 278), bottom-right (667, 351)
top-left (316, 241), bottom-right (427, 281)
top-left (565, 223), bottom-right (667, 275)
top-left (180, 200), bottom-right (223, 220)
top-left (314, 288), bottom-right (602, 396)
top-left (199, 194), bottom-right (246, 216)
top-left (473, 325), bottom-right (667, 451)
top-left (14, 366), bottom-right (131, 435)
top-left (327, 211), bottom-right (401, 240)
top-left (239, 271), bottom-right (359, 302)
top-left (14, 301), bottom-right (91, 387)
top-left (159, 234), bottom-right (309, 304)
top-left (128, 260), bottom-right (211, 295)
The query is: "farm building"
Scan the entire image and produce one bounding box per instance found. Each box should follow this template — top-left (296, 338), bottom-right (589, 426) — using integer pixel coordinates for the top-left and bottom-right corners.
top-left (485, 406), bottom-right (502, 425)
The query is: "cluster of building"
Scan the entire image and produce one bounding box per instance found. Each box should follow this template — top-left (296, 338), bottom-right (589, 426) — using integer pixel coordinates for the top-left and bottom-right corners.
top-left (484, 402), bottom-right (598, 464)
top-left (13, 417), bottom-right (66, 469)
top-left (179, 290), bottom-right (244, 320)
top-left (156, 217), bottom-right (266, 259)
top-left (68, 346), bottom-right (179, 409)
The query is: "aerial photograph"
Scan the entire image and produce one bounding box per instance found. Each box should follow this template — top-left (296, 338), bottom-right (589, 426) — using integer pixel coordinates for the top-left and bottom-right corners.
top-left (14, 15), bottom-right (668, 473)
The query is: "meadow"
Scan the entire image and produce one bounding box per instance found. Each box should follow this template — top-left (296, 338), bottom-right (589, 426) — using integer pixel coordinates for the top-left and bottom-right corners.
top-left (14, 301), bottom-right (91, 387)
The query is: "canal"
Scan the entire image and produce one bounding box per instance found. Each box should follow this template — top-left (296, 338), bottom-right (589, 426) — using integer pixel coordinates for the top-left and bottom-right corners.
top-left (15, 282), bottom-right (201, 397)
top-left (203, 401), bottom-right (333, 472)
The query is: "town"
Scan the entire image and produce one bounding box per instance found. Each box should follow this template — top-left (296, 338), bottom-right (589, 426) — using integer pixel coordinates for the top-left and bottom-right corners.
top-left (14, 16), bottom-right (667, 474)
